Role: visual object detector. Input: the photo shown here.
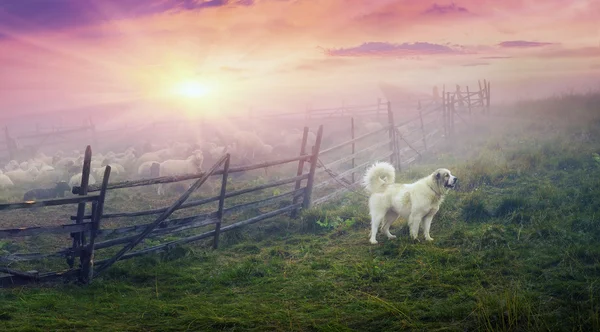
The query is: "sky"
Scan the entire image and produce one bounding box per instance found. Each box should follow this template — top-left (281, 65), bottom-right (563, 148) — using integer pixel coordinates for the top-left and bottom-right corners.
top-left (0, 0), bottom-right (599, 118)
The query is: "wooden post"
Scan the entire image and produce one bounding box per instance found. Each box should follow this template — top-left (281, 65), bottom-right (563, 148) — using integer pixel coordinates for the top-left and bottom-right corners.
top-left (450, 95), bottom-right (456, 136)
top-left (350, 118), bottom-right (356, 183)
top-left (466, 86), bottom-right (472, 115)
top-left (386, 102), bottom-right (400, 170)
top-left (418, 102), bottom-right (427, 151)
top-left (442, 86), bottom-right (447, 138)
top-left (291, 127), bottom-right (309, 218)
top-left (68, 145), bottom-right (92, 269)
top-left (213, 154), bottom-right (230, 249)
top-left (478, 80), bottom-right (484, 112)
top-left (486, 81), bottom-right (491, 114)
top-left (80, 165), bottom-right (110, 284)
top-left (302, 125), bottom-right (323, 210)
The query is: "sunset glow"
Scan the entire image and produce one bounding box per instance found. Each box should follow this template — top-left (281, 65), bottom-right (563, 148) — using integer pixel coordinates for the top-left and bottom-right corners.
top-left (0, 0), bottom-right (598, 117)
top-left (172, 80), bottom-right (212, 99)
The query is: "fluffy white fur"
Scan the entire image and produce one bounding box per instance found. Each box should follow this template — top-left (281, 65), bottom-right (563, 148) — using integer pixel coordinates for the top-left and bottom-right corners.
top-left (362, 161), bottom-right (457, 244)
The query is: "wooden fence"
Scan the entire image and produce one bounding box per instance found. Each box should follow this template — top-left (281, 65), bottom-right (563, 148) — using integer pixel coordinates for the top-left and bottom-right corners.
top-left (0, 80), bottom-right (490, 287)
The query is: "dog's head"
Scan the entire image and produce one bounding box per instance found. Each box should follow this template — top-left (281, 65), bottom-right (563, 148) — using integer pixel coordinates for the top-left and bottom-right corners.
top-left (433, 168), bottom-right (458, 189)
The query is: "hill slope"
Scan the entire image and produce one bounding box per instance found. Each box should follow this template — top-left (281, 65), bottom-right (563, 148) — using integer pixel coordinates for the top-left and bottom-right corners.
top-left (1, 93), bottom-right (599, 331)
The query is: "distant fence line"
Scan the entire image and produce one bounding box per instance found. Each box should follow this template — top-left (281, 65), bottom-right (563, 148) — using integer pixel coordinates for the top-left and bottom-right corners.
top-left (0, 79), bottom-right (490, 287)
top-left (0, 79), bottom-right (491, 162)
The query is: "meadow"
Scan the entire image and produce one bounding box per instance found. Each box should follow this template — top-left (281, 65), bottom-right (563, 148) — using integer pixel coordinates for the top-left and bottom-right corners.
top-left (1, 93), bottom-right (599, 331)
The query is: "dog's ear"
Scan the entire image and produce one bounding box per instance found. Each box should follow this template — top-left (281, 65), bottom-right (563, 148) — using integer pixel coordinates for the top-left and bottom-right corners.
top-left (436, 172), bottom-right (440, 179)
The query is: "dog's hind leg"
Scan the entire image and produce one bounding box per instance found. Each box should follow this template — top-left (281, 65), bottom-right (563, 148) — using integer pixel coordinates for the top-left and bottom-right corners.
top-left (382, 210), bottom-right (398, 240)
top-left (369, 210), bottom-right (385, 244)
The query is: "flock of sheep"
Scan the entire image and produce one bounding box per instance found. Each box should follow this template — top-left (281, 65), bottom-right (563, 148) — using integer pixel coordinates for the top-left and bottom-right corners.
top-left (0, 125), bottom-right (337, 200)
top-left (0, 117), bottom-right (393, 202)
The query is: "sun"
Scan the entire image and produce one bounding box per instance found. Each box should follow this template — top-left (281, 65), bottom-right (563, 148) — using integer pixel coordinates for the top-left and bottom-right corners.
top-left (172, 80), bottom-right (212, 99)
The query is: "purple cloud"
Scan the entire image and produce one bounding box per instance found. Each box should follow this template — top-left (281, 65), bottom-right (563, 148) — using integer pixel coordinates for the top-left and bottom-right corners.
top-left (498, 40), bottom-right (556, 48)
top-left (422, 3), bottom-right (470, 15)
top-left (0, 0), bottom-right (230, 34)
top-left (325, 42), bottom-right (462, 57)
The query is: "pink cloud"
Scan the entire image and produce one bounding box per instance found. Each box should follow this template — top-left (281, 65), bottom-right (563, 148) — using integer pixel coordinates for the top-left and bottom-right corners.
top-left (498, 40), bottom-right (557, 48)
top-left (422, 3), bottom-right (471, 15)
top-left (324, 41), bottom-right (467, 57)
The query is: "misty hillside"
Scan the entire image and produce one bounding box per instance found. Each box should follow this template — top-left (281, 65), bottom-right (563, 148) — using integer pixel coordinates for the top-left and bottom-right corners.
top-left (1, 93), bottom-right (599, 331)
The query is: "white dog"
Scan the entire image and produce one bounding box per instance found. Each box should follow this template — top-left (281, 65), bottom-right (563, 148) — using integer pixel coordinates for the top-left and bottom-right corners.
top-left (362, 161), bottom-right (457, 244)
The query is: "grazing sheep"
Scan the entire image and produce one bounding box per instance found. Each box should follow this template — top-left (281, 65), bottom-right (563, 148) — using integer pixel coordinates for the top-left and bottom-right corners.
top-left (69, 173), bottom-right (97, 189)
top-left (137, 161), bottom-right (160, 178)
top-left (5, 167), bottom-right (39, 186)
top-left (134, 149), bottom-right (171, 170)
top-left (0, 173), bottom-right (14, 190)
top-left (23, 181), bottom-right (71, 201)
top-left (233, 131), bottom-right (272, 160)
top-left (92, 164), bottom-right (124, 179)
top-left (35, 167), bottom-right (64, 187)
top-left (4, 160), bottom-right (20, 171)
top-left (156, 152), bottom-right (203, 195)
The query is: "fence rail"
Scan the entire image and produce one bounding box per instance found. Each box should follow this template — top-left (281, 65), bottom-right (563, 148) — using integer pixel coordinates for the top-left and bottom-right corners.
top-left (0, 79), bottom-right (490, 287)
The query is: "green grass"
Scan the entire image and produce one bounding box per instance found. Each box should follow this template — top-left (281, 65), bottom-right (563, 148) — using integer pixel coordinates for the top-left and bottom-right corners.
top-left (2, 92), bottom-right (600, 331)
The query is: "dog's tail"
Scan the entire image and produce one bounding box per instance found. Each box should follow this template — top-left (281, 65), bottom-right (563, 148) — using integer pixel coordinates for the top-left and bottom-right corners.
top-left (363, 161), bottom-right (395, 194)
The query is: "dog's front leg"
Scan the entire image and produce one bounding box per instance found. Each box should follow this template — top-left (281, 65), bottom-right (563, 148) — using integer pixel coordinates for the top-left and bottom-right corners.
top-left (408, 213), bottom-right (424, 240)
top-left (422, 210), bottom-right (438, 242)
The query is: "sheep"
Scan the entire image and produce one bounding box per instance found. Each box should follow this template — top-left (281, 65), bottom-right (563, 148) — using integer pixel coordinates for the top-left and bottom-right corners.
top-left (4, 160), bottom-right (20, 172)
top-left (233, 131), bottom-right (272, 160)
top-left (35, 152), bottom-right (53, 166)
top-left (69, 173), bottom-right (97, 189)
top-left (35, 166), bottom-right (64, 187)
top-left (137, 161), bottom-right (160, 178)
top-left (0, 173), bottom-right (14, 190)
top-left (156, 151), bottom-right (203, 195)
top-left (23, 181), bottom-right (71, 201)
top-left (134, 149), bottom-right (172, 171)
top-left (5, 167), bottom-right (40, 186)
top-left (92, 163), bottom-right (125, 179)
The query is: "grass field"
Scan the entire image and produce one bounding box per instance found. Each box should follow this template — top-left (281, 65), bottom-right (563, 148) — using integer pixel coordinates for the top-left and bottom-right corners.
top-left (1, 93), bottom-right (600, 331)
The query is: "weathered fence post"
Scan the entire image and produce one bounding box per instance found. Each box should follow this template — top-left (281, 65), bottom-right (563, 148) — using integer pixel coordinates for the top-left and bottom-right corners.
top-left (478, 80), bottom-right (485, 113)
top-left (442, 86), bottom-right (447, 138)
top-left (486, 81), bottom-right (491, 114)
top-left (386, 101), bottom-right (399, 169)
top-left (350, 117), bottom-right (356, 183)
top-left (466, 86), bottom-right (472, 115)
top-left (213, 154), bottom-right (230, 249)
top-left (68, 145), bottom-right (92, 269)
top-left (302, 125), bottom-right (323, 211)
top-left (418, 102), bottom-right (427, 151)
top-left (291, 127), bottom-right (309, 218)
top-left (80, 165), bottom-right (111, 284)
top-left (450, 95), bottom-right (456, 136)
